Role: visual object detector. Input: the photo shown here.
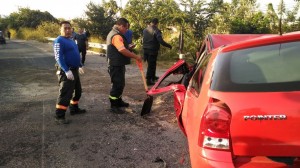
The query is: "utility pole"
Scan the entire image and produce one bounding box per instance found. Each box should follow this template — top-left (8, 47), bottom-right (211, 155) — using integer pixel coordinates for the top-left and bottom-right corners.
top-left (279, 0), bottom-right (284, 35)
top-left (179, 2), bottom-right (188, 59)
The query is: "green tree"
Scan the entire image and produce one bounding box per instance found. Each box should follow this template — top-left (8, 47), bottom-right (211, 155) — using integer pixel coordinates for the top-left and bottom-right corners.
top-left (122, 0), bottom-right (155, 41)
top-left (228, 0), bottom-right (270, 33)
top-left (206, 0), bottom-right (271, 34)
top-left (8, 8), bottom-right (57, 30)
top-left (173, 0), bottom-right (225, 45)
top-left (151, 0), bottom-right (182, 27)
top-left (264, 0), bottom-right (300, 33)
top-left (283, 0), bottom-right (300, 32)
top-left (102, 0), bottom-right (121, 20)
top-left (265, 3), bottom-right (279, 33)
top-left (85, 2), bottom-right (117, 40)
top-left (204, 2), bottom-right (231, 34)
top-left (36, 21), bottom-right (60, 37)
top-left (0, 16), bottom-right (9, 31)
top-left (192, 0), bottom-right (224, 38)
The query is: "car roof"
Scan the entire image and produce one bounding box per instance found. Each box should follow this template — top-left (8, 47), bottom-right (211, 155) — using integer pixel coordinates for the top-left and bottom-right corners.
top-left (221, 32), bottom-right (300, 52)
top-left (207, 34), bottom-right (271, 49)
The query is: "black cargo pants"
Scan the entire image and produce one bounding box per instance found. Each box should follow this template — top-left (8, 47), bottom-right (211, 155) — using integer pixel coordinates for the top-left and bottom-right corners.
top-left (108, 65), bottom-right (125, 99)
top-left (144, 49), bottom-right (158, 81)
top-left (56, 68), bottom-right (82, 117)
top-left (78, 47), bottom-right (87, 65)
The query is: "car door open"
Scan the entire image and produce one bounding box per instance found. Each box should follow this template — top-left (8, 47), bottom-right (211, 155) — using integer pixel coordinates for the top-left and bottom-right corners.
top-left (146, 59), bottom-right (190, 134)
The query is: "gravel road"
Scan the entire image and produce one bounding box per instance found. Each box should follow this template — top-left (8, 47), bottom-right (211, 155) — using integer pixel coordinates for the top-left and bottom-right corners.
top-left (0, 40), bottom-right (190, 168)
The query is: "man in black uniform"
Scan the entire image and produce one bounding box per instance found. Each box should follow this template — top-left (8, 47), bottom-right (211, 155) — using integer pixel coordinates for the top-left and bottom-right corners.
top-left (7, 31), bottom-right (11, 40)
top-left (74, 28), bottom-right (88, 65)
top-left (106, 18), bottom-right (142, 114)
top-left (143, 18), bottom-right (172, 85)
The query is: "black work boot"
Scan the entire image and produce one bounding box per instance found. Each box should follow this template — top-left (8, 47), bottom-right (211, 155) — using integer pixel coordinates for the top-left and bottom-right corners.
top-left (69, 104), bottom-right (86, 115)
top-left (117, 98), bottom-right (129, 107)
top-left (55, 116), bottom-right (70, 124)
top-left (147, 79), bottom-right (155, 85)
top-left (55, 109), bottom-right (70, 124)
top-left (153, 76), bottom-right (159, 82)
top-left (110, 99), bottom-right (125, 114)
top-left (110, 106), bottom-right (125, 114)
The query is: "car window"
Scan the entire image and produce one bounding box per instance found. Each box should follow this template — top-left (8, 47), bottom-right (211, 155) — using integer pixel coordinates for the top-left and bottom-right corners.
top-left (189, 53), bottom-right (211, 95)
top-left (211, 41), bottom-right (300, 92)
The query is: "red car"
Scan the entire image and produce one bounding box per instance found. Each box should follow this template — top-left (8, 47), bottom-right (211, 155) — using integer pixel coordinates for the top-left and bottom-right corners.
top-left (147, 32), bottom-right (300, 167)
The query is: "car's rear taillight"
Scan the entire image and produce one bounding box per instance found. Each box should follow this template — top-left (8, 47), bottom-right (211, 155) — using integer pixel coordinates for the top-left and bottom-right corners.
top-left (199, 99), bottom-right (231, 151)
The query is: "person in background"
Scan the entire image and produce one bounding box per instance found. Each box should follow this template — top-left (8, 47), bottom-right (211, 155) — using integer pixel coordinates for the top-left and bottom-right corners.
top-left (106, 18), bottom-right (142, 114)
top-left (84, 29), bottom-right (91, 39)
top-left (74, 28), bottom-right (88, 65)
top-left (70, 28), bottom-right (76, 41)
top-left (124, 28), bottom-right (132, 44)
top-left (7, 31), bottom-right (11, 40)
top-left (124, 23), bottom-right (135, 51)
top-left (142, 18), bottom-right (172, 85)
top-left (53, 21), bottom-right (86, 124)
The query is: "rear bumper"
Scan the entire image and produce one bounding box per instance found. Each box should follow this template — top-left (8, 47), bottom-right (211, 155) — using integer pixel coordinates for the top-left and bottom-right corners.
top-left (190, 147), bottom-right (300, 168)
top-left (234, 156), bottom-right (300, 168)
top-left (190, 147), bottom-right (235, 168)
top-left (191, 157), bottom-right (235, 168)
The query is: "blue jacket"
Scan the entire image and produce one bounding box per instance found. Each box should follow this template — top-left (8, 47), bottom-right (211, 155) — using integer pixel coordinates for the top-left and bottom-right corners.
top-left (124, 29), bottom-right (133, 44)
top-left (53, 36), bottom-right (81, 72)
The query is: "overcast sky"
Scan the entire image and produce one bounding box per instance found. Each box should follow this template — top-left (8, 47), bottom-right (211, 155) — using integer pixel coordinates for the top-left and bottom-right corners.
top-left (0, 0), bottom-right (297, 19)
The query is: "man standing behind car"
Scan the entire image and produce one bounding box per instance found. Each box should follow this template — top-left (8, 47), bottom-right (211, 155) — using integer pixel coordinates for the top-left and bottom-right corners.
top-left (7, 31), bottom-right (11, 40)
top-left (106, 18), bottom-right (142, 114)
top-left (143, 18), bottom-right (172, 85)
top-left (74, 28), bottom-right (88, 65)
top-left (53, 21), bottom-right (86, 124)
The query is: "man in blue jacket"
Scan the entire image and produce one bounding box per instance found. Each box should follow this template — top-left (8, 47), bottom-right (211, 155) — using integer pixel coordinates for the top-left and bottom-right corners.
top-left (53, 21), bottom-right (86, 124)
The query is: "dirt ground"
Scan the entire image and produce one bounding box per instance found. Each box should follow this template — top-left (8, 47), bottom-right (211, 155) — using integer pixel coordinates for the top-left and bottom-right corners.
top-left (0, 40), bottom-right (191, 167)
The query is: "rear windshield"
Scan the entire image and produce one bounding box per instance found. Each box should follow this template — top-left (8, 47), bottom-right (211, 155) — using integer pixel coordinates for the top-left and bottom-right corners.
top-left (211, 41), bottom-right (300, 92)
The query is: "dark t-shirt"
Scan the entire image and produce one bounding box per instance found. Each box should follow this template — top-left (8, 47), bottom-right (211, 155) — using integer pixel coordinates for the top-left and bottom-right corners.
top-left (74, 34), bottom-right (87, 48)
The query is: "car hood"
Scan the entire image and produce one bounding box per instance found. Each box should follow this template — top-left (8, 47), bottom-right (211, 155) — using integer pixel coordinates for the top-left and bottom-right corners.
top-left (210, 90), bottom-right (300, 156)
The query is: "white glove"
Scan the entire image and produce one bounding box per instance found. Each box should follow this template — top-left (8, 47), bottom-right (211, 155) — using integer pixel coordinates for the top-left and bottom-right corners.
top-left (79, 67), bottom-right (84, 74)
top-left (65, 70), bottom-right (74, 80)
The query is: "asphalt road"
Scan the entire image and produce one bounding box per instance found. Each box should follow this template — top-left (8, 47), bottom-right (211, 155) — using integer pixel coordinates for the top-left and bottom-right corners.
top-left (0, 40), bottom-right (190, 168)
